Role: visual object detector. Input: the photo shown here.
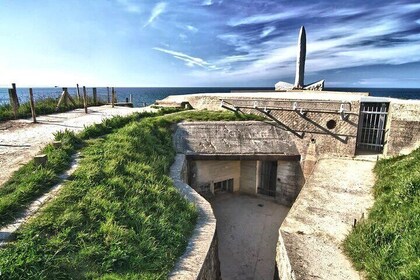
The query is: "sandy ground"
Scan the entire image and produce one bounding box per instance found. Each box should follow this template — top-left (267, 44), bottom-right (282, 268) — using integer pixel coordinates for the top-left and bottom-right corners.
top-left (0, 105), bottom-right (154, 187)
top-left (281, 157), bottom-right (376, 280)
top-left (210, 193), bottom-right (290, 280)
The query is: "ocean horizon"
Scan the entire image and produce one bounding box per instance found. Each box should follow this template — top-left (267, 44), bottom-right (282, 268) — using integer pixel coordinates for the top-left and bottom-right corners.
top-left (1, 86), bottom-right (420, 108)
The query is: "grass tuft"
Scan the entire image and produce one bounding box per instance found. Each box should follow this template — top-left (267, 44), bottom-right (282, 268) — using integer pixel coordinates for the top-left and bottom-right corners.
top-left (344, 148), bottom-right (420, 280)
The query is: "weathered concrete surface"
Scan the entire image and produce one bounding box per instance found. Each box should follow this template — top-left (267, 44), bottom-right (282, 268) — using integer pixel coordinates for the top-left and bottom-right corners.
top-left (0, 105), bottom-right (155, 187)
top-left (277, 158), bottom-right (375, 280)
top-left (169, 154), bottom-right (221, 280)
top-left (385, 99), bottom-right (420, 156)
top-left (211, 193), bottom-right (290, 280)
top-left (165, 92), bottom-right (364, 162)
top-left (174, 121), bottom-right (299, 156)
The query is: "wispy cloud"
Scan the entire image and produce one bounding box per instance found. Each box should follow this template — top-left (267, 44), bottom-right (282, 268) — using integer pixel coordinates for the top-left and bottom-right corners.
top-left (228, 7), bottom-right (310, 26)
top-left (143, 2), bottom-right (167, 28)
top-left (202, 0), bottom-right (212, 6)
top-left (153, 47), bottom-right (218, 70)
top-left (186, 25), bottom-right (198, 33)
top-left (201, 1), bottom-right (420, 84)
top-left (260, 26), bottom-right (275, 38)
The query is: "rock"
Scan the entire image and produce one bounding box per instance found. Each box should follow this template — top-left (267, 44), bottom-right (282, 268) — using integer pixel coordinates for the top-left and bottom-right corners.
top-left (275, 81), bottom-right (294, 91)
top-left (304, 80), bottom-right (325, 91)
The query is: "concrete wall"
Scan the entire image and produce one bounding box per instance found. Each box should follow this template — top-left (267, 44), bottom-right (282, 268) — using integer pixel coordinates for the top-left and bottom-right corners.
top-left (171, 94), bottom-right (361, 174)
top-left (240, 161), bottom-right (257, 194)
top-left (275, 232), bottom-right (296, 280)
top-left (276, 161), bottom-right (305, 206)
top-left (169, 154), bottom-right (221, 280)
top-left (385, 100), bottom-right (420, 156)
top-left (189, 160), bottom-right (241, 193)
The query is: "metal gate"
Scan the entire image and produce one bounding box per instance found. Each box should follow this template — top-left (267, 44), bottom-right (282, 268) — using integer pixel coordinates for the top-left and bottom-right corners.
top-left (357, 102), bottom-right (389, 153)
top-left (258, 161), bottom-right (277, 197)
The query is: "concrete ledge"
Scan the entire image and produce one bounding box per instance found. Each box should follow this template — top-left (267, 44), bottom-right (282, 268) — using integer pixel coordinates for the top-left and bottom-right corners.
top-left (186, 153), bottom-right (300, 161)
top-left (169, 154), bottom-right (221, 280)
top-left (274, 158), bottom-right (375, 279)
top-left (275, 232), bottom-right (296, 280)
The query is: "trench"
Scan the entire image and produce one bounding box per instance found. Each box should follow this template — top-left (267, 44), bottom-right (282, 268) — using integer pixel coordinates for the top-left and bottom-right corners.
top-left (186, 157), bottom-right (300, 279)
top-left (210, 193), bottom-right (289, 280)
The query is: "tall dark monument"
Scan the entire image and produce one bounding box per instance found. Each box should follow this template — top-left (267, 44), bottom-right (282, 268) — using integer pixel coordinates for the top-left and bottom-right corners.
top-left (275, 26), bottom-right (324, 91)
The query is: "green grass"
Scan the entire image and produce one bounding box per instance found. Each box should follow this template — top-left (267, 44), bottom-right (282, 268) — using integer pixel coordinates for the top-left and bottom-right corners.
top-left (344, 148), bottom-right (420, 280)
top-left (0, 97), bottom-right (105, 122)
top-left (0, 109), bottom-right (262, 279)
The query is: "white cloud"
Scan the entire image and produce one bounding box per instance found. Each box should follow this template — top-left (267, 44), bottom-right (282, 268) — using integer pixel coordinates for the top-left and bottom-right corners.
top-left (229, 11), bottom-right (297, 26)
top-left (186, 25), bottom-right (198, 33)
top-left (202, 0), bottom-right (212, 6)
top-left (260, 26), bottom-right (275, 38)
top-left (153, 47), bottom-right (218, 70)
top-left (143, 2), bottom-right (167, 28)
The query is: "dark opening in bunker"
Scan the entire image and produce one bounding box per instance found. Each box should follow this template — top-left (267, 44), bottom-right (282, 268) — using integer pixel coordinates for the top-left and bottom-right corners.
top-left (214, 178), bottom-right (234, 193)
top-left (258, 160), bottom-right (277, 197)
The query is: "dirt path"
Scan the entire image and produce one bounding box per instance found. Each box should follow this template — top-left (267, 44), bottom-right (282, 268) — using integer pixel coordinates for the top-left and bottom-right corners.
top-left (280, 157), bottom-right (376, 279)
top-left (0, 106), bottom-right (154, 187)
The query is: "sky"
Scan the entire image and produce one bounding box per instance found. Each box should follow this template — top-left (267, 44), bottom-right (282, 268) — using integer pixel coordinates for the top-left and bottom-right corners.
top-left (0, 0), bottom-right (420, 88)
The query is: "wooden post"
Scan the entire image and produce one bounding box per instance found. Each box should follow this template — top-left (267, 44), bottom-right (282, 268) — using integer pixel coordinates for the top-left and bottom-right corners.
top-left (76, 84), bottom-right (81, 101)
top-left (29, 88), bottom-right (36, 123)
top-left (56, 88), bottom-right (77, 110)
top-left (8, 83), bottom-right (19, 118)
top-left (8, 89), bottom-right (18, 118)
top-left (65, 88), bottom-right (77, 106)
top-left (129, 94), bottom-right (132, 103)
top-left (93, 88), bottom-right (97, 105)
top-left (63, 87), bottom-right (68, 106)
top-left (83, 86), bottom-right (88, 113)
top-left (111, 87), bottom-right (115, 108)
top-left (11, 83), bottom-right (19, 107)
top-left (107, 87), bottom-right (110, 103)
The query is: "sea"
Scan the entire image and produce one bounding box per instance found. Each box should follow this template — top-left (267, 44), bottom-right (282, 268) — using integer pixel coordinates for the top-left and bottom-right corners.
top-left (0, 87), bottom-right (419, 107)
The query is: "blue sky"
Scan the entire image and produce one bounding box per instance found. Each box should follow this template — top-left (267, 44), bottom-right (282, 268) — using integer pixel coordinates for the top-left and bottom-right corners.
top-left (0, 0), bottom-right (420, 87)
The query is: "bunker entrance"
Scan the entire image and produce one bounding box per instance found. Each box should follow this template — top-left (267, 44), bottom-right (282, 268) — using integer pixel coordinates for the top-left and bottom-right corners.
top-left (258, 161), bottom-right (277, 197)
top-left (357, 102), bottom-right (389, 153)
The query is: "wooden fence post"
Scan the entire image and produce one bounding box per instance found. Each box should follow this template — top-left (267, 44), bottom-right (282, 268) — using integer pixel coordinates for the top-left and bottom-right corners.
top-left (62, 87), bottom-right (68, 106)
top-left (111, 87), bottom-right (115, 108)
top-left (83, 86), bottom-right (88, 113)
top-left (76, 84), bottom-right (81, 101)
top-left (11, 83), bottom-right (19, 107)
top-left (8, 83), bottom-right (19, 118)
top-left (29, 88), bottom-right (36, 123)
top-left (93, 88), bottom-right (97, 105)
top-left (107, 87), bottom-right (110, 104)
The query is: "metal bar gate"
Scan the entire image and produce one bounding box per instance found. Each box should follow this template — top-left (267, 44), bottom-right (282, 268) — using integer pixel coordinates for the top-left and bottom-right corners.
top-left (357, 102), bottom-right (389, 153)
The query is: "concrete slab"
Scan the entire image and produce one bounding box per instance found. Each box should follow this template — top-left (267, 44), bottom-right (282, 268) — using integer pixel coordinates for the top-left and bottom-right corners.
top-left (210, 193), bottom-right (289, 280)
top-left (279, 158), bottom-right (375, 279)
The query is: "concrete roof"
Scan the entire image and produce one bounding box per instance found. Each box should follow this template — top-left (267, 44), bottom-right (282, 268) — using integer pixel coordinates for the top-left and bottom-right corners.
top-left (162, 90), bottom-right (369, 104)
top-left (173, 121), bottom-right (300, 157)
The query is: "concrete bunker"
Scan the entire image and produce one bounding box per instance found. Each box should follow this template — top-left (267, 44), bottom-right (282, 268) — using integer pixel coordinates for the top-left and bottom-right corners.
top-left (174, 121), bottom-right (305, 206)
top-left (168, 92), bottom-right (420, 279)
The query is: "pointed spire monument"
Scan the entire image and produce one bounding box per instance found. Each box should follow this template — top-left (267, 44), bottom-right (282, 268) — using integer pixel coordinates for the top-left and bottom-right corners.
top-left (294, 26), bottom-right (306, 89)
top-left (275, 26), bottom-right (324, 91)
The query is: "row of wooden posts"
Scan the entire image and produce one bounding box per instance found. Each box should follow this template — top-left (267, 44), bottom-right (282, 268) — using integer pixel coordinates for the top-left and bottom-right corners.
top-left (7, 83), bottom-right (120, 123)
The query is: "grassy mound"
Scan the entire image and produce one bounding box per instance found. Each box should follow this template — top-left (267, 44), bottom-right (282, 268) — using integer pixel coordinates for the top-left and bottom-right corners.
top-left (0, 109), bottom-right (262, 279)
top-left (344, 148), bottom-right (420, 279)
